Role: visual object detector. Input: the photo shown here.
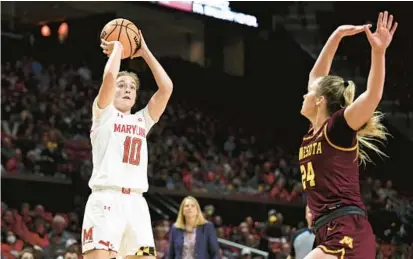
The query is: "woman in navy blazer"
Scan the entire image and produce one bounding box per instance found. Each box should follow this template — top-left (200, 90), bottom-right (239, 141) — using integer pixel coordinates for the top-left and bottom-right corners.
top-left (168, 196), bottom-right (219, 259)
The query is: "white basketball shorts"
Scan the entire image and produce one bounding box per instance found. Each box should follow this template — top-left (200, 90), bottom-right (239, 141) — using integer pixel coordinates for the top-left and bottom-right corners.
top-left (81, 189), bottom-right (156, 257)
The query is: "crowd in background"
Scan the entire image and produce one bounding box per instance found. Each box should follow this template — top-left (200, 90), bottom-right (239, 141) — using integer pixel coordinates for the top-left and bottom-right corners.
top-left (3, 57), bottom-right (412, 204)
top-left (2, 200), bottom-right (412, 259)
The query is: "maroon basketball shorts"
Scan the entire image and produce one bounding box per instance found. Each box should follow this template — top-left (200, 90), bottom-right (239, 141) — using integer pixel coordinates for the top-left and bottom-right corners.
top-left (314, 214), bottom-right (375, 259)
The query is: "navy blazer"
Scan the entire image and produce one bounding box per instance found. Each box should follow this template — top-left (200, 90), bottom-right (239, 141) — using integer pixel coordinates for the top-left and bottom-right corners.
top-left (167, 221), bottom-right (219, 259)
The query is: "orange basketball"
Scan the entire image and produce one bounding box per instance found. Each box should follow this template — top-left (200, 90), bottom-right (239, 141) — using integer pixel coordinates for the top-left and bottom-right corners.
top-left (100, 18), bottom-right (141, 59)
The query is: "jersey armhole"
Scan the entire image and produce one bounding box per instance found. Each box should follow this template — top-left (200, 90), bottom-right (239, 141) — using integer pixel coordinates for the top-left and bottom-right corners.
top-left (138, 105), bottom-right (157, 133)
top-left (324, 123), bottom-right (358, 151)
top-left (324, 108), bottom-right (358, 151)
top-left (92, 98), bottom-right (114, 121)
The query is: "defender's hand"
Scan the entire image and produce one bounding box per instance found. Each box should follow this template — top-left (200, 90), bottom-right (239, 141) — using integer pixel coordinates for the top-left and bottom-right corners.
top-left (364, 11), bottom-right (398, 53)
top-left (336, 25), bottom-right (370, 37)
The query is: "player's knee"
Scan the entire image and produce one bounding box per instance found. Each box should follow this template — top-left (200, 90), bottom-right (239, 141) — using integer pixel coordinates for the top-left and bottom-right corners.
top-left (83, 249), bottom-right (114, 259)
top-left (125, 256), bottom-right (155, 259)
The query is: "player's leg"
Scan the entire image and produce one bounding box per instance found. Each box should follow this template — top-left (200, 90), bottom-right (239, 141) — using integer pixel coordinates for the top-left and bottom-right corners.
top-left (123, 194), bottom-right (156, 259)
top-left (82, 191), bottom-right (126, 259)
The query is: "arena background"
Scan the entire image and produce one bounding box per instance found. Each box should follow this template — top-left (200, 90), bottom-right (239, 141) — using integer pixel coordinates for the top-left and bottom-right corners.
top-left (1, 1), bottom-right (412, 258)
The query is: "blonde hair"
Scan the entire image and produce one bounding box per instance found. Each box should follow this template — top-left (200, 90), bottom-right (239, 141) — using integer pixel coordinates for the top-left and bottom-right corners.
top-left (117, 71), bottom-right (140, 90)
top-left (316, 75), bottom-right (389, 165)
top-left (175, 196), bottom-right (207, 229)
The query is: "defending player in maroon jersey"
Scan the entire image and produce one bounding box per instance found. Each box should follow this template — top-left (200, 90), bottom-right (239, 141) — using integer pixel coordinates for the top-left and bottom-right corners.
top-left (299, 108), bottom-right (366, 221)
top-left (299, 11), bottom-right (398, 259)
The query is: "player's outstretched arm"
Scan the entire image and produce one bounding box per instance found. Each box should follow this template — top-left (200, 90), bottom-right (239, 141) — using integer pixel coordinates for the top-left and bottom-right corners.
top-left (309, 24), bottom-right (368, 86)
top-left (344, 11), bottom-right (398, 130)
top-left (96, 40), bottom-right (124, 109)
top-left (132, 30), bottom-right (173, 122)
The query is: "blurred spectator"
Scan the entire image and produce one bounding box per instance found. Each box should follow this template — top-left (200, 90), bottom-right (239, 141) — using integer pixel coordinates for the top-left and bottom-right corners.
top-left (154, 225), bottom-right (169, 259)
top-left (1, 231), bottom-right (24, 259)
top-left (42, 215), bottom-right (74, 258)
top-left (63, 247), bottom-right (79, 259)
top-left (17, 248), bottom-right (35, 259)
top-left (287, 206), bottom-right (315, 259)
top-left (241, 248), bottom-right (252, 259)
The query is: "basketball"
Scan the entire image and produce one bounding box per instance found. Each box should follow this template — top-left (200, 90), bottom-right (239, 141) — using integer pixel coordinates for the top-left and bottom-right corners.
top-left (100, 18), bottom-right (141, 59)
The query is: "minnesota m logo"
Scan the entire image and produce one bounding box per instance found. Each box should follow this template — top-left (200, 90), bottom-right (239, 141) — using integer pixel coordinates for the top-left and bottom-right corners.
top-left (83, 227), bottom-right (93, 244)
top-left (339, 236), bottom-right (353, 249)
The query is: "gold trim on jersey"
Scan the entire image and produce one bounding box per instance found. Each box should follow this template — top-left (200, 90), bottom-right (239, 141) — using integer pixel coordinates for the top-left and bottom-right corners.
top-left (323, 123), bottom-right (358, 151)
top-left (303, 133), bottom-right (315, 141)
top-left (318, 245), bottom-right (345, 259)
top-left (303, 129), bottom-right (324, 141)
top-left (303, 121), bottom-right (329, 141)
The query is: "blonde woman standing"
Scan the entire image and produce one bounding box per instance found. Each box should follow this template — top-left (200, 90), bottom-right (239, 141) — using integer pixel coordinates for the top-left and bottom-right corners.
top-left (168, 196), bottom-right (219, 259)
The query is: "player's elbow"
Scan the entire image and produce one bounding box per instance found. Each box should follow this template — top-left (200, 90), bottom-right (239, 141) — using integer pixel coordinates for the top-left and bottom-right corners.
top-left (166, 84), bottom-right (173, 96)
top-left (162, 80), bottom-right (173, 93)
top-left (159, 82), bottom-right (173, 98)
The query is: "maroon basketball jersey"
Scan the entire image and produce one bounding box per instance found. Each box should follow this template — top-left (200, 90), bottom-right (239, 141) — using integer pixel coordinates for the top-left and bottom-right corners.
top-left (299, 108), bottom-right (366, 221)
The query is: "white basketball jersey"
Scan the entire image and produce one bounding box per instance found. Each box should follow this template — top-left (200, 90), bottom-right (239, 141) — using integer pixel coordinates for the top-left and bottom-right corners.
top-left (88, 99), bottom-right (156, 192)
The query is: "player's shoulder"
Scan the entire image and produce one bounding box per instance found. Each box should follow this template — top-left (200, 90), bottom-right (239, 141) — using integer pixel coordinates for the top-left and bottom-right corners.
top-left (325, 107), bottom-right (357, 148)
top-left (133, 107), bottom-right (145, 116)
top-left (328, 107), bottom-right (346, 124)
top-left (133, 107), bottom-right (146, 121)
top-left (92, 98), bottom-right (118, 121)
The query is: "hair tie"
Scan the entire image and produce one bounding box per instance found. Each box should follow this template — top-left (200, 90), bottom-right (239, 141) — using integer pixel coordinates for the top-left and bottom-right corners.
top-left (344, 81), bottom-right (349, 87)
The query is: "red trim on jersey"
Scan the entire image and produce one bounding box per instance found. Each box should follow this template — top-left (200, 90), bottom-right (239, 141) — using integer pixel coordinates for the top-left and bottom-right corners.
top-left (98, 240), bottom-right (110, 248)
top-left (122, 188), bottom-right (131, 195)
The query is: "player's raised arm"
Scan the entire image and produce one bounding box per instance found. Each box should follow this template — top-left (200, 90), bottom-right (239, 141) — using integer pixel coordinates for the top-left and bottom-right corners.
top-left (309, 25), bottom-right (368, 86)
top-left (344, 11), bottom-right (398, 130)
top-left (97, 40), bottom-right (124, 109)
top-left (132, 30), bottom-right (173, 122)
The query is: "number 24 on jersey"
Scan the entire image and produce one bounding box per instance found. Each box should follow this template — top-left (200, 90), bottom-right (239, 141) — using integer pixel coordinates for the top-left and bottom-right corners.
top-left (123, 136), bottom-right (142, 166)
top-left (300, 162), bottom-right (316, 190)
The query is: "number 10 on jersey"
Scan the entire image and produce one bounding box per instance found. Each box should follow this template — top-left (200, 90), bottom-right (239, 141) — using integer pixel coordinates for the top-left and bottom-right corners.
top-left (123, 136), bottom-right (142, 166)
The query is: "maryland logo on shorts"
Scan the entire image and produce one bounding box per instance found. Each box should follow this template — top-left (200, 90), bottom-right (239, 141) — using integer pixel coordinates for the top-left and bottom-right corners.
top-left (82, 227), bottom-right (94, 245)
top-left (135, 246), bottom-right (157, 256)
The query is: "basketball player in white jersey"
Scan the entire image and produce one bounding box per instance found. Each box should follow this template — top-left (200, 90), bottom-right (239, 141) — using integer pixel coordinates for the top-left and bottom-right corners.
top-left (81, 30), bottom-right (173, 259)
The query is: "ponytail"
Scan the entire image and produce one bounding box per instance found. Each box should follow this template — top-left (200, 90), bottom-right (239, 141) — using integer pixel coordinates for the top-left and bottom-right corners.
top-left (342, 80), bottom-right (389, 164)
